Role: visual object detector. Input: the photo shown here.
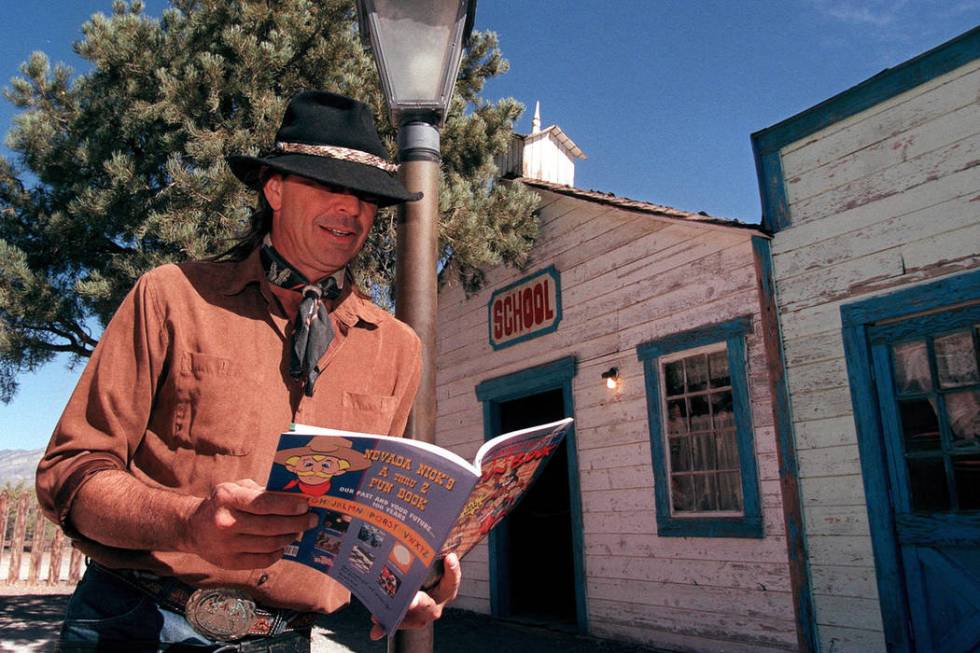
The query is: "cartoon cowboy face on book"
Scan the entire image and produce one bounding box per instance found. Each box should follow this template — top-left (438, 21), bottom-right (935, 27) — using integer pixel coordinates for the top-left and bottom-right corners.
top-left (274, 438), bottom-right (371, 498)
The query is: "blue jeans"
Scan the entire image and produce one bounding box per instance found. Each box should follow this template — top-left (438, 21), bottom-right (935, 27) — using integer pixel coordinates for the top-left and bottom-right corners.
top-left (59, 563), bottom-right (310, 652)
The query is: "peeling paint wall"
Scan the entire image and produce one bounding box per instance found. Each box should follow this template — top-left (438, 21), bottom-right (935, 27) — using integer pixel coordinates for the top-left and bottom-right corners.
top-left (436, 188), bottom-right (799, 652)
top-left (770, 58), bottom-right (980, 653)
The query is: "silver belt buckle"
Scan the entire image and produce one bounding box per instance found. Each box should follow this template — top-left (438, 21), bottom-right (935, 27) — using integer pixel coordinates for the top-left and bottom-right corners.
top-left (185, 587), bottom-right (257, 641)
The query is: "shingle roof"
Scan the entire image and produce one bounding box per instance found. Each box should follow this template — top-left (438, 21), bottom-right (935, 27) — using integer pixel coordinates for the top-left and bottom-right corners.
top-left (514, 177), bottom-right (766, 234)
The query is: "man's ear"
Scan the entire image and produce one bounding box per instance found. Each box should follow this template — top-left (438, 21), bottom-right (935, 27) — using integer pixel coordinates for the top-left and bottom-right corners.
top-left (262, 173), bottom-right (284, 211)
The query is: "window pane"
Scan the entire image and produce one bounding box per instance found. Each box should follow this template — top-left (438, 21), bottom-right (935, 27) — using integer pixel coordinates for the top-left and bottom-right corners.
top-left (660, 346), bottom-right (745, 517)
top-left (689, 395), bottom-right (711, 433)
top-left (892, 340), bottom-right (932, 394)
top-left (711, 391), bottom-right (734, 430)
top-left (666, 399), bottom-right (688, 434)
top-left (953, 455), bottom-right (980, 510)
top-left (671, 475), bottom-right (695, 512)
top-left (685, 354), bottom-right (708, 392)
top-left (946, 390), bottom-right (980, 444)
top-left (935, 330), bottom-right (979, 389)
top-left (907, 458), bottom-right (951, 512)
top-left (692, 433), bottom-right (718, 471)
top-left (899, 398), bottom-right (941, 452)
top-left (669, 436), bottom-right (692, 472)
top-left (717, 471), bottom-right (743, 511)
top-left (708, 350), bottom-right (730, 388)
top-left (664, 360), bottom-right (685, 396)
top-left (716, 429), bottom-right (740, 469)
top-left (694, 474), bottom-right (718, 512)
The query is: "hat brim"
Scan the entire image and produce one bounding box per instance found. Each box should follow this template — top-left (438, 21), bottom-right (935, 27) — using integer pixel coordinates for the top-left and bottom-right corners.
top-left (273, 444), bottom-right (372, 471)
top-left (227, 152), bottom-right (420, 208)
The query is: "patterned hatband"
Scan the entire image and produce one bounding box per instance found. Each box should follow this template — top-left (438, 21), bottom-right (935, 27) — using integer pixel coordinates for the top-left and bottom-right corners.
top-left (275, 141), bottom-right (398, 174)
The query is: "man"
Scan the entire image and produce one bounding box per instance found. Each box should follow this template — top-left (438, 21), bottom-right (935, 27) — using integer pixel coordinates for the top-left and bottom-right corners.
top-left (36, 91), bottom-right (460, 651)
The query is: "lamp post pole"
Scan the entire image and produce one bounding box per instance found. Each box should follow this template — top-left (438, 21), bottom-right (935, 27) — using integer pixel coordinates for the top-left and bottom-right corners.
top-left (389, 120), bottom-right (440, 653)
top-left (395, 120), bottom-right (441, 453)
top-left (356, 3), bottom-right (476, 651)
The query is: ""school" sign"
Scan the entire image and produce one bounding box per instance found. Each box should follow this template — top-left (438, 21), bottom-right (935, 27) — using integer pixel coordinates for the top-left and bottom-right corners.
top-left (488, 266), bottom-right (562, 350)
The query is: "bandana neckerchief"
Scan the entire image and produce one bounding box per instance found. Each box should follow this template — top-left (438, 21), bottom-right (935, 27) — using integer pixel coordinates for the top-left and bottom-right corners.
top-left (259, 237), bottom-right (344, 396)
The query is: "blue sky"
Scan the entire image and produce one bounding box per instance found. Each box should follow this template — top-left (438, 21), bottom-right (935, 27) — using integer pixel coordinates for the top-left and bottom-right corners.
top-left (1, 1), bottom-right (978, 451)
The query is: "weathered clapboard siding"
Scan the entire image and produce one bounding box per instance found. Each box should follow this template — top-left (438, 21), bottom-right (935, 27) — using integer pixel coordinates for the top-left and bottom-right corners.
top-left (816, 626), bottom-right (887, 653)
top-left (809, 563), bottom-right (878, 598)
top-left (785, 99), bottom-right (980, 206)
top-left (780, 61), bottom-right (980, 174)
top-left (774, 190), bottom-right (980, 280)
top-left (588, 597), bottom-right (798, 651)
top-left (435, 180), bottom-right (797, 652)
top-left (771, 164), bottom-right (979, 260)
top-left (812, 595), bottom-right (886, 636)
top-left (593, 622), bottom-right (793, 653)
top-left (588, 577), bottom-right (795, 621)
top-left (764, 49), bottom-right (980, 652)
top-left (585, 531), bottom-right (789, 563)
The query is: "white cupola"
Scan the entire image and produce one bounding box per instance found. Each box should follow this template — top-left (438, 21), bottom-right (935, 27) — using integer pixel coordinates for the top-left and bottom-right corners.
top-left (496, 102), bottom-right (586, 186)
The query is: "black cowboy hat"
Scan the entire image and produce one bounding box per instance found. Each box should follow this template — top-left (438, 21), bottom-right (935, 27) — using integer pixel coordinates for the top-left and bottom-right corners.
top-left (227, 91), bottom-right (419, 208)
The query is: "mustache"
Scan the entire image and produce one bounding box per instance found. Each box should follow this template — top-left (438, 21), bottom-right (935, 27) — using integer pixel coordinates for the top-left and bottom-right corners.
top-left (296, 470), bottom-right (335, 478)
top-left (315, 216), bottom-right (360, 233)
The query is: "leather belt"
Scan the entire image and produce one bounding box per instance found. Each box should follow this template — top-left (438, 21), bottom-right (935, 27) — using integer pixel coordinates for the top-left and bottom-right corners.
top-left (92, 562), bottom-right (316, 642)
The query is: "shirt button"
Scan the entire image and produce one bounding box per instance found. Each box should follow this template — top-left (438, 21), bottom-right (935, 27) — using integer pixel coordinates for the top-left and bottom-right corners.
top-left (257, 573), bottom-right (269, 586)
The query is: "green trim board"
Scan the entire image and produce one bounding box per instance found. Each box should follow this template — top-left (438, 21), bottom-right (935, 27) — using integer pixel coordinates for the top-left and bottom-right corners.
top-left (636, 316), bottom-right (764, 538)
top-left (751, 236), bottom-right (818, 653)
top-left (752, 144), bottom-right (789, 233)
top-left (842, 270), bottom-right (980, 328)
top-left (473, 356), bottom-right (588, 634)
top-left (839, 268), bottom-right (980, 652)
top-left (751, 26), bottom-right (980, 233)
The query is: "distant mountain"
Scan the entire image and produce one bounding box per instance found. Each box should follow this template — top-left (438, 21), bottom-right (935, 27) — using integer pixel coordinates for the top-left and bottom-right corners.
top-left (0, 449), bottom-right (44, 487)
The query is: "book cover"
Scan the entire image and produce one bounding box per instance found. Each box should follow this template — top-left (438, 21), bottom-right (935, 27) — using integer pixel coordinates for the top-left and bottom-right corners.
top-left (265, 418), bottom-right (572, 634)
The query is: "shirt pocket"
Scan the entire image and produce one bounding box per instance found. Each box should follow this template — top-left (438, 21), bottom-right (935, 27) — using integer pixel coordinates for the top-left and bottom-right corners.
top-left (341, 391), bottom-right (398, 435)
top-left (172, 352), bottom-right (258, 456)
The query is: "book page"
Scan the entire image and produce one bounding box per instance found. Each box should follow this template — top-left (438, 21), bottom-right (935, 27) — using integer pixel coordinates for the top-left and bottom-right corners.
top-left (438, 418), bottom-right (573, 561)
top-left (267, 432), bottom-right (479, 634)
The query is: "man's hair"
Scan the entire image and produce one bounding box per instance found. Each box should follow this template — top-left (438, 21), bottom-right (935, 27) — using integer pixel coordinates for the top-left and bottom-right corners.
top-left (213, 192), bottom-right (272, 262)
top-left (213, 170), bottom-right (273, 262)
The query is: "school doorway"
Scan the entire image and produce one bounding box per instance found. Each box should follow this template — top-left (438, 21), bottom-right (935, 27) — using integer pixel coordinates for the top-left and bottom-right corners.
top-left (497, 388), bottom-right (575, 624)
top-left (474, 356), bottom-right (587, 633)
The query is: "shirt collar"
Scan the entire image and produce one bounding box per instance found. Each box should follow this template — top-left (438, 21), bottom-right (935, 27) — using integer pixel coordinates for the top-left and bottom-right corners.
top-left (220, 246), bottom-right (384, 328)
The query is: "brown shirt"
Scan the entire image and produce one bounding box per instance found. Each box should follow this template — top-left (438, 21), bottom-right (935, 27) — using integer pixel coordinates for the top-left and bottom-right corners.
top-left (35, 247), bottom-right (421, 614)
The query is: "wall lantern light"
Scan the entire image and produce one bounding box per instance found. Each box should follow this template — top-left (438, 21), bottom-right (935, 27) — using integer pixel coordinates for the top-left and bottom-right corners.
top-left (602, 367), bottom-right (621, 390)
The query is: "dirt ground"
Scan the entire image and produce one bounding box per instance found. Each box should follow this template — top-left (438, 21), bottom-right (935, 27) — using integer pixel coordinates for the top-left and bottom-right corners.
top-left (0, 588), bottom-right (668, 653)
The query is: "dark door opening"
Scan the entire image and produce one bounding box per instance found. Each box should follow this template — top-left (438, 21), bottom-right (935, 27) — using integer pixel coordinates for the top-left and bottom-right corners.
top-left (496, 388), bottom-right (576, 625)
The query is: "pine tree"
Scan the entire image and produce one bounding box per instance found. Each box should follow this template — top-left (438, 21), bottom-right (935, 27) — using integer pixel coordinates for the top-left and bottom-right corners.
top-left (0, 0), bottom-right (539, 402)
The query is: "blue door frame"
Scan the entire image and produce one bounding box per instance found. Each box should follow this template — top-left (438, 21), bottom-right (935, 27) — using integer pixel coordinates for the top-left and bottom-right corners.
top-left (474, 355), bottom-right (588, 634)
top-left (841, 269), bottom-right (980, 652)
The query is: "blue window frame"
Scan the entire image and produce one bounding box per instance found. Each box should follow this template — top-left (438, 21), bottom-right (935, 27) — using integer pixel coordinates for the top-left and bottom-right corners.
top-left (636, 316), bottom-right (763, 538)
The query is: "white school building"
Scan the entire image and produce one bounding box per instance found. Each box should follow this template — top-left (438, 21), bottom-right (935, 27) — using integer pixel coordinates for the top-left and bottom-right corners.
top-left (433, 25), bottom-right (980, 653)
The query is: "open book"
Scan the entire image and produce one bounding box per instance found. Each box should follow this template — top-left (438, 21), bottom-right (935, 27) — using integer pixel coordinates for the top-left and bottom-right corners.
top-left (265, 417), bottom-right (573, 635)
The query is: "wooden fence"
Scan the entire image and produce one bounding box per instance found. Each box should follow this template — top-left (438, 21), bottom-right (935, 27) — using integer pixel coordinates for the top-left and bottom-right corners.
top-left (0, 491), bottom-right (84, 587)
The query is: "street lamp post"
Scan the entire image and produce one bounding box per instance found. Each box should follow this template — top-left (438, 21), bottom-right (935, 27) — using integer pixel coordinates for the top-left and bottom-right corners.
top-left (356, 2), bottom-right (476, 652)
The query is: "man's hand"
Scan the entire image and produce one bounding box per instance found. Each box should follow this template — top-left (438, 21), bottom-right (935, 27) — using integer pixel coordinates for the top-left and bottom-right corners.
top-left (182, 479), bottom-right (316, 570)
top-left (370, 553), bottom-right (461, 641)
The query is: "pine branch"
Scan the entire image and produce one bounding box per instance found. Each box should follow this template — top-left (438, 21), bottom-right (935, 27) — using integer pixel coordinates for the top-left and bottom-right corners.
top-left (29, 339), bottom-right (92, 356)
